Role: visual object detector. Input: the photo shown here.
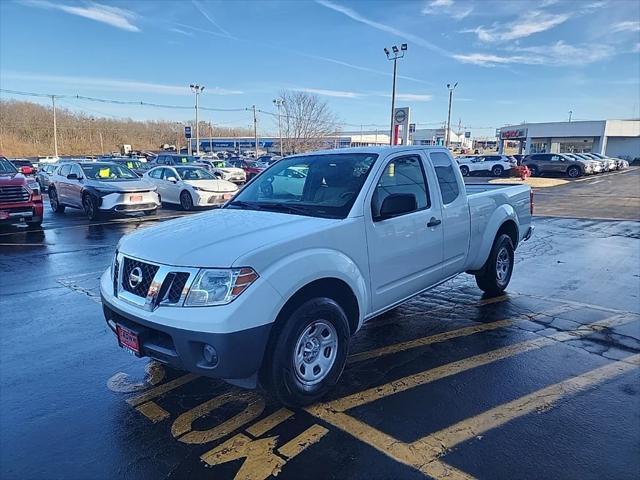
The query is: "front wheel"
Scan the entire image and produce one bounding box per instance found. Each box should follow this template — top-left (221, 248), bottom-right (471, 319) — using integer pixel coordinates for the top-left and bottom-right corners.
top-left (459, 165), bottom-right (469, 177)
top-left (83, 193), bottom-right (101, 221)
top-left (475, 234), bottom-right (514, 297)
top-left (567, 166), bottom-right (582, 178)
top-left (528, 165), bottom-right (539, 177)
top-left (492, 165), bottom-right (504, 177)
top-left (180, 191), bottom-right (194, 211)
top-left (260, 298), bottom-right (350, 407)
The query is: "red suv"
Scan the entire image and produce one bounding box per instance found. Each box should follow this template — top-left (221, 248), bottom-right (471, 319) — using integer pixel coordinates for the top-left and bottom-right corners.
top-left (0, 156), bottom-right (44, 227)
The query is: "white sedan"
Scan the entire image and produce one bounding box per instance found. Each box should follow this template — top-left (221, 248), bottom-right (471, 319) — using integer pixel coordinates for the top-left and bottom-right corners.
top-left (144, 165), bottom-right (238, 210)
top-left (456, 154), bottom-right (515, 177)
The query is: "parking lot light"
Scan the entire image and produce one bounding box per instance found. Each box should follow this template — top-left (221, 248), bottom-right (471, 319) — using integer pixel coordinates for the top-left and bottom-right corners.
top-left (190, 84), bottom-right (205, 155)
top-left (384, 44), bottom-right (408, 146)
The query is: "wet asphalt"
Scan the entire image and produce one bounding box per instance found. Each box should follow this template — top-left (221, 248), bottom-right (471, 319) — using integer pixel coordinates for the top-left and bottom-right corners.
top-left (1, 176), bottom-right (639, 480)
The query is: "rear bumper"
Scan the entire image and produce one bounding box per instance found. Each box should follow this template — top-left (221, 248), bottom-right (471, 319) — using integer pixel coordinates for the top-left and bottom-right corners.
top-left (102, 296), bottom-right (271, 383)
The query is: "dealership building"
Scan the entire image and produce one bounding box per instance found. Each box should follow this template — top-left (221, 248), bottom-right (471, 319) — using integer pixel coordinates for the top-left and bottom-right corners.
top-left (498, 120), bottom-right (640, 159)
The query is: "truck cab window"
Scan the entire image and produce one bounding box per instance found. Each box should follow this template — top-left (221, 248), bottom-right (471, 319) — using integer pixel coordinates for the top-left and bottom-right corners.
top-left (430, 152), bottom-right (460, 205)
top-left (371, 155), bottom-right (429, 218)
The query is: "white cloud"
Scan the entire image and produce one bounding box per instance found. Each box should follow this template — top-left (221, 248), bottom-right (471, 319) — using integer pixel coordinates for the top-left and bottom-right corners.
top-left (316, 0), bottom-right (452, 56)
top-left (612, 21), bottom-right (640, 33)
top-left (422, 0), bottom-right (473, 20)
top-left (191, 0), bottom-right (231, 37)
top-left (395, 93), bottom-right (433, 102)
top-left (170, 28), bottom-right (194, 37)
top-left (429, 0), bottom-right (454, 6)
top-left (455, 41), bottom-right (613, 67)
top-left (296, 88), bottom-right (363, 99)
top-left (19, 0), bottom-right (140, 32)
top-left (464, 10), bottom-right (569, 42)
top-left (1, 72), bottom-right (244, 96)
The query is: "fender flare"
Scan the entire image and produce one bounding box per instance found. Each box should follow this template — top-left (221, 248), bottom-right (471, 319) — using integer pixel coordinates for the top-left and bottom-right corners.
top-left (467, 204), bottom-right (519, 271)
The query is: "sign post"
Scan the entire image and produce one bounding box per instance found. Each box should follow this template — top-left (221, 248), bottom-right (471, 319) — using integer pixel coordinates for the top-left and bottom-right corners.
top-left (184, 126), bottom-right (192, 155)
top-left (392, 107), bottom-right (410, 146)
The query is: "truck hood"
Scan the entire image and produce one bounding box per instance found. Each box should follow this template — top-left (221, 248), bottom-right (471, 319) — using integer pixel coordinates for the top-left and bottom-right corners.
top-left (118, 208), bottom-right (337, 267)
top-left (0, 172), bottom-right (27, 186)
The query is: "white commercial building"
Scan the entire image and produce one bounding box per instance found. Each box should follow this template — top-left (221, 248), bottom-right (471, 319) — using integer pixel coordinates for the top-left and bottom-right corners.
top-left (498, 120), bottom-right (640, 159)
top-left (412, 128), bottom-right (473, 149)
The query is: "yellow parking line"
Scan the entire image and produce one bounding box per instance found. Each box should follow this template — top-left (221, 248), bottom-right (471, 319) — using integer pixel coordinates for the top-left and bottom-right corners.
top-left (410, 354), bottom-right (640, 479)
top-left (246, 408), bottom-right (294, 437)
top-left (127, 373), bottom-right (198, 407)
top-left (325, 313), bottom-right (637, 412)
top-left (135, 402), bottom-right (170, 423)
top-left (277, 424), bottom-right (329, 459)
top-left (349, 303), bottom-right (575, 365)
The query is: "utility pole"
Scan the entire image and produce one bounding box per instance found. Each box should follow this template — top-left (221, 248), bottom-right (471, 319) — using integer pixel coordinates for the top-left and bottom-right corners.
top-left (568, 110), bottom-right (573, 122)
top-left (384, 44), bottom-right (407, 146)
top-left (99, 131), bottom-right (104, 155)
top-left (252, 105), bottom-right (258, 158)
top-left (209, 121), bottom-right (214, 154)
top-left (273, 98), bottom-right (284, 156)
top-left (51, 95), bottom-right (59, 158)
top-left (190, 84), bottom-right (205, 155)
top-left (445, 82), bottom-right (458, 148)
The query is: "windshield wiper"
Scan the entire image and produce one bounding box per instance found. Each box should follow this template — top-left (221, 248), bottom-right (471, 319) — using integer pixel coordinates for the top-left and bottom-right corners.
top-left (257, 203), bottom-right (319, 217)
top-left (226, 200), bottom-right (264, 210)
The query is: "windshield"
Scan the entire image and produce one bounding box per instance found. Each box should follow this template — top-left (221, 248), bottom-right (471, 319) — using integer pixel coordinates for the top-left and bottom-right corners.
top-left (172, 156), bottom-right (198, 164)
top-left (81, 163), bottom-right (138, 180)
top-left (226, 152), bottom-right (378, 219)
top-left (0, 158), bottom-right (18, 174)
top-left (176, 166), bottom-right (214, 180)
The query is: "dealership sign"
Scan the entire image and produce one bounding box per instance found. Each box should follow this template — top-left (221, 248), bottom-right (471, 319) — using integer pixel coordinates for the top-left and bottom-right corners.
top-left (500, 128), bottom-right (527, 139)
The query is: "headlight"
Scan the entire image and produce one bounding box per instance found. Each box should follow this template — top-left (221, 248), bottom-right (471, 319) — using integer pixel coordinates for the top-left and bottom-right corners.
top-left (27, 180), bottom-right (40, 195)
top-left (184, 267), bottom-right (258, 306)
top-left (191, 185), bottom-right (202, 191)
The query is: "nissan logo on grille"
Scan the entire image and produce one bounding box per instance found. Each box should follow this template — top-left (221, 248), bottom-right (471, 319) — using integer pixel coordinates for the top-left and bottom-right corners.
top-left (128, 267), bottom-right (143, 289)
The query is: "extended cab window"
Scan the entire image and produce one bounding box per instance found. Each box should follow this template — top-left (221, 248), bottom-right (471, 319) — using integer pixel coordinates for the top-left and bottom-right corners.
top-left (371, 155), bottom-right (429, 218)
top-left (430, 152), bottom-right (460, 205)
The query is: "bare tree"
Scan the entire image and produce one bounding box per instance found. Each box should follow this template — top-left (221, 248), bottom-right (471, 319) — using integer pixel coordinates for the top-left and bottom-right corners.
top-left (279, 91), bottom-right (339, 154)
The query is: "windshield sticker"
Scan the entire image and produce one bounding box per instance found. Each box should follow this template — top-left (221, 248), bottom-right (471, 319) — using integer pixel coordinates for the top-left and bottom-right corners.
top-left (98, 168), bottom-right (111, 178)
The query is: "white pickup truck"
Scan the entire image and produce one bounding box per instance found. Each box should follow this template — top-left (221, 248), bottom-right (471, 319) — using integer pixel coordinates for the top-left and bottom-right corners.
top-left (101, 146), bottom-right (534, 406)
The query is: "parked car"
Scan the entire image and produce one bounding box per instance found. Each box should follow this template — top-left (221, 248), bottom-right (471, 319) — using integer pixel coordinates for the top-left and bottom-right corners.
top-left (198, 160), bottom-right (247, 184)
top-left (144, 165), bottom-right (238, 210)
top-left (100, 146), bottom-right (534, 407)
top-left (456, 154), bottom-right (515, 177)
top-left (511, 154), bottom-right (525, 164)
top-left (227, 158), bottom-right (267, 180)
top-left (257, 155), bottom-right (282, 165)
top-left (522, 153), bottom-right (601, 177)
top-left (581, 153), bottom-right (618, 171)
top-left (48, 161), bottom-right (160, 220)
top-left (36, 163), bottom-right (58, 191)
top-left (109, 158), bottom-right (151, 177)
top-left (10, 159), bottom-right (37, 175)
top-left (151, 154), bottom-right (207, 168)
top-left (0, 156), bottom-right (43, 227)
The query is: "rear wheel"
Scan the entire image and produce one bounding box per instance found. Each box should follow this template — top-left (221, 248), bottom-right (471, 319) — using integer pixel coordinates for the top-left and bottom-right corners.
top-left (459, 165), bottom-right (469, 177)
top-left (475, 234), bottom-right (514, 297)
top-left (491, 165), bottom-right (504, 177)
top-left (82, 193), bottom-right (101, 221)
top-left (48, 187), bottom-right (65, 213)
top-left (567, 165), bottom-right (582, 178)
top-left (260, 297), bottom-right (350, 407)
top-left (180, 190), bottom-right (194, 211)
top-left (528, 165), bottom-right (539, 177)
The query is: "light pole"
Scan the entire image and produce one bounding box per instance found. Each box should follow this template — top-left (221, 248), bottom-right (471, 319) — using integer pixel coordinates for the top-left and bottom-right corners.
top-left (273, 98), bottom-right (284, 156)
top-left (190, 84), bottom-right (205, 155)
top-left (384, 43), bottom-right (407, 146)
top-left (51, 95), bottom-right (59, 158)
top-left (252, 105), bottom-right (259, 158)
top-left (445, 82), bottom-right (458, 148)
top-left (568, 110), bottom-right (573, 122)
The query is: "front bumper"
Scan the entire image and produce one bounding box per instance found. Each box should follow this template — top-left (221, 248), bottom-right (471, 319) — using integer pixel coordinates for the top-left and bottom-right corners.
top-left (100, 266), bottom-right (282, 381)
top-left (99, 191), bottom-right (160, 212)
top-left (193, 190), bottom-right (236, 206)
top-left (0, 200), bottom-right (43, 224)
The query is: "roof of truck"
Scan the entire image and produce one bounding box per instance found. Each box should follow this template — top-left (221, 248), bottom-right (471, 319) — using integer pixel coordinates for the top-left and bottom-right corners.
top-left (292, 146), bottom-right (451, 157)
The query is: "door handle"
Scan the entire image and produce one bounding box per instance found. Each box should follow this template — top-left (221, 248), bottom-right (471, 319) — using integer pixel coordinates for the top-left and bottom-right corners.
top-left (427, 217), bottom-right (441, 228)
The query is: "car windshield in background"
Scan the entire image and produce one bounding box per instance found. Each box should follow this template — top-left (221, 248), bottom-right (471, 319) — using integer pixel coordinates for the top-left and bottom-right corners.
top-left (227, 153), bottom-right (378, 219)
top-left (176, 166), bottom-right (214, 180)
top-left (80, 163), bottom-right (138, 181)
top-left (0, 158), bottom-right (18, 173)
top-left (173, 156), bottom-right (198, 164)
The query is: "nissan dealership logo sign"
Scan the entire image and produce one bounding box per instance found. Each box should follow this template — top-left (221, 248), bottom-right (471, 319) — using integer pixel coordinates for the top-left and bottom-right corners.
top-left (501, 128), bottom-right (527, 139)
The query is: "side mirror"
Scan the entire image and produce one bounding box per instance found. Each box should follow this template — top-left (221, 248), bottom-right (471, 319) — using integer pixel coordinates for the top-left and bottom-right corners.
top-left (377, 193), bottom-right (417, 220)
top-left (167, 176), bottom-right (178, 183)
top-left (67, 173), bottom-right (79, 180)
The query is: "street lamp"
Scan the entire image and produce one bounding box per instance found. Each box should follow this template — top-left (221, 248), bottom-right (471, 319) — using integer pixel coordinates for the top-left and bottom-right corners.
top-left (384, 43), bottom-right (408, 146)
top-left (273, 98), bottom-right (285, 156)
top-left (445, 82), bottom-right (458, 148)
top-left (190, 84), bottom-right (205, 155)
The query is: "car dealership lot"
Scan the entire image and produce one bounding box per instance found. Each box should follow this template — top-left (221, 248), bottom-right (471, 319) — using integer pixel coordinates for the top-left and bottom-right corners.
top-left (1, 174), bottom-right (639, 480)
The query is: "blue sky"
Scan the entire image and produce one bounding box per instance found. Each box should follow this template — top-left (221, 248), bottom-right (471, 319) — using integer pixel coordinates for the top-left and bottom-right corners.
top-left (1, 0), bottom-right (639, 137)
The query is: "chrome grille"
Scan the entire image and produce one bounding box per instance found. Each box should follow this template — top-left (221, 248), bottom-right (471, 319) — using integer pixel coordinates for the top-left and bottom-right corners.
top-left (167, 272), bottom-right (189, 303)
top-left (121, 257), bottom-right (159, 298)
top-left (113, 258), bottom-right (119, 296)
top-left (0, 186), bottom-right (29, 203)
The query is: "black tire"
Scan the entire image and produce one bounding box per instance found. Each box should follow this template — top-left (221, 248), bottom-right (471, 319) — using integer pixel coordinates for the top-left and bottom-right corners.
top-left (27, 218), bottom-right (42, 228)
top-left (567, 165), bottom-right (582, 178)
top-left (260, 297), bottom-right (350, 407)
top-left (475, 234), bottom-right (514, 297)
top-left (492, 165), bottom-right (504, 177)
top-left (459, 165), bottom-right (469, 177)
top-left (180, 191), bottom-right (194, 211)
top-left (82, 193), bottom-right (101, 221)
top-left (48, 187), bottom-right (65, 213)
top-left (528, 165), bottom-right (539, 177)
